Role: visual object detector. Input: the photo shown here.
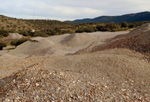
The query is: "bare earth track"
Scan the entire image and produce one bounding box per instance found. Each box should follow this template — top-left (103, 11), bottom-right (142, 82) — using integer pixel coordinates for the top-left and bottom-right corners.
top-left (0, 24), bottom-right (150, 101)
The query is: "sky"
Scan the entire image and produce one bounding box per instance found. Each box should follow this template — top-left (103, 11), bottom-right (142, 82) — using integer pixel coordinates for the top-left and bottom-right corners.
top-left (0, 0), bottom-right (150, 21)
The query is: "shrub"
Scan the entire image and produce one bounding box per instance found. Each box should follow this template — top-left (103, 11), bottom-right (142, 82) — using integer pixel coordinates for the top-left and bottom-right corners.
top-left (18, 31), bottom-right (30, 36)
top-left (11, 38), bottom-right (29, 47)
top-left (96, 23), bottom-right (120, 32)
top-left (0, 42), bottom-right (6, 50)
top-left (31, 32), bottom-right (48, 37)
top-left (0, 30), bottom-right (9, 37)
top-left (84, 27), bottom-right (97, 32)
top-left (54, 28), bottom-right (61, 33)
top-left (121, 21), bottom-right (128, 28)
top-left (106, 22), bottom-right (120, 31)
top-left (75, 27), bottom-right (97, 33)
top-left (128, 24), bottom-right (135, 28)
top-left (96, 25), bottom-right (108, 31)
top-left (28, 31), bottom-right (35, 36)
top-left (47, 30), bottom-right (57, 36)
top-left (60, 29), bottom-right (74, 34)
top-left (75, 28), bottom-right (84, 33)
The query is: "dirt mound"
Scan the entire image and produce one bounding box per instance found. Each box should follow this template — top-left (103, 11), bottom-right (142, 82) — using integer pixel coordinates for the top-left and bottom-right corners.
top-left (138, 30), bottom-right (150, 43)
top-left (9, 37), bottom-right (57, 56)
top-left (129, 23), bottom-right (150, 35)
top-left (0, 53), bottom-right (47, 79)
top-left (46, 49), bottom-right (150, 81)
top-left (60, 33), bottom-right (97, 46)
top-left (92, 29), bottom-right (150, 54)
top-left (106, 23), bottom-right (150, 42)
top-left (8, 31), bottom-right (128, 56)
top-left (75, 23), bottom-right (150, 55)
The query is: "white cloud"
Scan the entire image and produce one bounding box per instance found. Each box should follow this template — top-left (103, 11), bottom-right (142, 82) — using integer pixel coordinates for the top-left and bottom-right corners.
top-left (0, 0), bottom-right (150, 21)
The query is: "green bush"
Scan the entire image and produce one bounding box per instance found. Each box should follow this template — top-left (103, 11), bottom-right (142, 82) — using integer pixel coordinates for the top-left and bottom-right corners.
top-left (0, 30), bottom-right (9, 37)
top-left (106, 22), bottom-right (120, 31)
top-left (47, 30), bottom-right (57, 36)
top-left (96, 22), bottom-right (120, 32)
top-left (96, 25), bottom-right (108, 31)
top-left (121, 21), bottom-right (128, 28)
top-left (11, 38), bottom-right (29, 47)
top-left (128, 24), bottom-right (135, 28)
top-left (32, 32), bottom-right (48, 37)
top-left (75, 27), bottom-right (97, 33)
top-left (60, 29), bottom-right (74, 34)
top-left (75, 28), bottom-right (84, 33)
top-left (18, 31), bottom-right (30, 36)
top-left (27, 31), bottom-right (35, 36)
top-left (84, 27), bottom-right (97, 32)
top-left (54, 28), bottom-right (61, 33)
top-left (0, 42), bottom-right (6, 50)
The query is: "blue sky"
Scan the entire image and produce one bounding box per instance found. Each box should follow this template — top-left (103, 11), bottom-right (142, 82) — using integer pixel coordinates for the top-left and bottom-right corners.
top-left (0, 0), bottom-right (150, 21)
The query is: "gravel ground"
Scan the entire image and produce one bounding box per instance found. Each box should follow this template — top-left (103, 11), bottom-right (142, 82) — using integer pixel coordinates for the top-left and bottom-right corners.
top-left (0, 49), bottom-right (150, 102)
top-left (0, 67), bottom-right (149, 102)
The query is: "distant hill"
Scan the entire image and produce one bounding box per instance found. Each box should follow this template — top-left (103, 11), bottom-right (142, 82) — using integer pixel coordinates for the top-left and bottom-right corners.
top-left (73, 11), bottom-right (150, 23)
top-left (0, 15), bottom-right (73, 36)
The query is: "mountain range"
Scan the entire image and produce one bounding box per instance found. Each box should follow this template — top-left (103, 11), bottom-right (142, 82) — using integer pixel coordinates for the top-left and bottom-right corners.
top-left (72, 11), bottom-right (150, 23)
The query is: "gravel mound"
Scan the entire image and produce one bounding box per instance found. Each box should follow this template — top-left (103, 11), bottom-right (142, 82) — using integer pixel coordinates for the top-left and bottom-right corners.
top-left (129, 23), bottom-right (150, 36)
top-left (10, 37), bottom-right (57, 56)
top-left (0, 53), bottom-right (47, 79)
top-left (9, 31), bottom-right (128, 56)
top-left (60, 33), bottom-right (97, 46)
top-left (0, 49), bottom-right (150, 101)
top-left (75, 23), bottom-right (150, 55)
top-left (92, 26), bottom-right (150, 54)
top-left (113, 23), bottom-right (150, 40)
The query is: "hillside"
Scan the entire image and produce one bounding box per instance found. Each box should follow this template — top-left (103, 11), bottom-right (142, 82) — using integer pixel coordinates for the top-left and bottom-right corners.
top-left (73, 11), bottom-right (150, 23)
top-left (0, 15), bottom-right (74, 36)
top-left (0, 13), bottom-right (150, 39)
